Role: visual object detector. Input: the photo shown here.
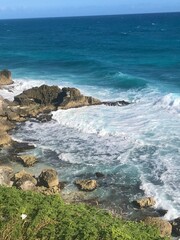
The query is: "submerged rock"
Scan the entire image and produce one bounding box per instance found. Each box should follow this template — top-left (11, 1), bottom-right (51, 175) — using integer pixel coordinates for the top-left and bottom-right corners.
top-left (0, 69), bottom-right (13, 86)
top-left (75, 179), bottom-right (97, 191)
top-left (95, 172), bottom-right (105, 178)
top-left (17, 155), bottom-right (37, 167)
top-left (102, 100), bottom-right (130, 106)
top-left (133, 197), bottom-right (156, 208)
top-left (37, 169), bottom-right (59, 188)
top-left (144, 217), bottom-right (172, 237)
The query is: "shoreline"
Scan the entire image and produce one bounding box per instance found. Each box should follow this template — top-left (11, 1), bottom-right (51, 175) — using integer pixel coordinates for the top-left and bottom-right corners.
top-left (0, 70), bottom-right (179, 238)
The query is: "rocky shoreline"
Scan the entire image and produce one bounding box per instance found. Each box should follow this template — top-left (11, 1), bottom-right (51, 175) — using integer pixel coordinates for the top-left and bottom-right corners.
top-left (0, 69), bottom-right (180, 238)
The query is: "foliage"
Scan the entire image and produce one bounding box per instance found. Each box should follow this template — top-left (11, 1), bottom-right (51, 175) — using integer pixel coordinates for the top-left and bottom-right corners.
top-left (0, 186), bottom-right (169, 240)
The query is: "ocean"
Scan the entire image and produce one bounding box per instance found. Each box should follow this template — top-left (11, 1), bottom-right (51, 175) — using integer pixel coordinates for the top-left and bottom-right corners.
top-left (0, 12), bottom-right (180, 220)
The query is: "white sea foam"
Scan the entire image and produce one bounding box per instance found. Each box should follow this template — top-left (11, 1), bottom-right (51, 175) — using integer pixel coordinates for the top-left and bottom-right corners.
top-left (155, 93), bottom-right (180, 114)
top-left (0, 78), bottom-right (45, 101)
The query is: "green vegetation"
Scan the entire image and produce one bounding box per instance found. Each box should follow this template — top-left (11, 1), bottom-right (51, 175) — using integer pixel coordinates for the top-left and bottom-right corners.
top-left (0, 186), bottom-right (168, 240)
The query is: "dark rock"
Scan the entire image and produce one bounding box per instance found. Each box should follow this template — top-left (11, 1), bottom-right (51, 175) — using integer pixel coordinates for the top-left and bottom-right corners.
top-left (37, 169), bottom-right (59, 188)
top-left (0, 69), bottom-right (13, 86)
top-left (36, 113), bottom-right (53, 122)
top-left (14, 84), bottom-right (62, 106)
top-left (171, 217), bottom-right (180, 236)
top-left (75, 179), bottom-right (97, 191)
top-left (10, 141), bottom-right (35, 154)
top-left (102, 100), bottom-right (130, 107)
top-left (144, 217), bottom-right (172, 237)
top-left (156, 209), bottom-right (168, 217)
top-left (95, 172), bottom-right (105, 178)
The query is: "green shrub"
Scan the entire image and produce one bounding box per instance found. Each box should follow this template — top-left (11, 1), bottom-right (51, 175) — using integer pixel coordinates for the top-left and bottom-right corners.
top-left (0, 186), bottom-right (168, 240)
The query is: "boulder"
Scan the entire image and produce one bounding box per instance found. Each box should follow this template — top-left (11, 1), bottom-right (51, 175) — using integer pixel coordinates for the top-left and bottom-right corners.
top-left (171, 217), bottom-right (180, 236)
top-left (13, 170), bottom-right (37, 190)
top-left (17, 155), bottom-right (37, 167)
top-left (75, 179), bottom-right (97, 191)
top-left (59, 87), bottom-right (101, 109)
top-left (0, 69), bottom-right (13, 86)
top-left (0, 166), bottom-right (14, 186)
top-left (144, 217), bottom-right (172, 237)
top-left (134, 197), bottom-right (156, 208)
top-left (37, 169), bottom-right (59, 188)
top-left (14, 84), bottom-right (62, 106)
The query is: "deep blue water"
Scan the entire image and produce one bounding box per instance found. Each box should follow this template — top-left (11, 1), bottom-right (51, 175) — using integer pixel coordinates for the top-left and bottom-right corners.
top-left (0, 13), bottom-right (180, 220)
top-left (0, 12), bottom-right (180, 91)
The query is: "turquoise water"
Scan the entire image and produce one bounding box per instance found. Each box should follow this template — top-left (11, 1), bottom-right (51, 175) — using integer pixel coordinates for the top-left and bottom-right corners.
top-left (0, 12), bottom-right (180, 220)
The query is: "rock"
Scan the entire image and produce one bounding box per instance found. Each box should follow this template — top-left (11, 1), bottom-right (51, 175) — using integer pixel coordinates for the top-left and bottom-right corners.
top-left (95, 172), bottom-right (105, 178)
top-left (75, 179), bottom-right (97, 191)
top-left (144, 217), bottom-right (172, 237)
top-left (14, 84), bottom-right (62, 106)
top-left (0, 131), bottom-right (12, 146)
top-left (171, 217), bottom-right (180, 236)
top-left (35, 186), bottom-right (60, 195)
top-left (0, 166), bottom-right (14, 186)
top-left (102, 100), bottom-right (130, 106)
top-left (13, 170), bottom-right (37, 190)
top-left (0, 69), bottom-right (13, 86)
top-left (18, 155), bottom-right (37, 167)
top-left (36, 113), bottom-right (52, 122)
top-left (133, 197), bottom-right (156, 208)
top-left (10, 141), bottom-right (35, 154)
top-left (59, 87), bottom-right (101, 109)
top-left (37, 169), bottom-right (59, 188)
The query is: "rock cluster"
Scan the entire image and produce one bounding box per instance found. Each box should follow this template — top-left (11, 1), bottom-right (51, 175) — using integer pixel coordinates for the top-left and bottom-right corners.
top-left (0, 166), bottom-right (60, 195)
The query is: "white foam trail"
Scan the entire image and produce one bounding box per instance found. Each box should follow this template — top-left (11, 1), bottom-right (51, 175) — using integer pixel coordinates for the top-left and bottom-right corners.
top-left (155, 93), bottom-right (180, 115)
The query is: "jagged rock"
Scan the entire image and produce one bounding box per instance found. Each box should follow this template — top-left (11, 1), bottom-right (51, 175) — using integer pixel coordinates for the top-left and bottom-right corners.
top-left (17, 155), bottom-right (37, 167)
top-left (13, 170), bottom-right (37, 190)
top-left (144, 217), bottom-right (172, 237)
top-left (102, 100), bottom-right (130, 106)
top-left (36, 113), bottom-right (52, 122)
top-left (10, 141), bottom-right (35, 154)
top-left (37, 169), bottom-right (59, 188)
top-left (14, 84), bottom-right (62, 106)
top-left (0, 69), bottom-right (13, 86)
top-left (59, 87), bottom-right (101, 109)
top-left (0, 131), bottom-right (12, 146)
top-left (133, 197), bottom-right (156, 208)
top-left (0, 166), bottom-right (14, 186)
top-left (171, 217), bottom-right (180, 236)
top-left (75, 179), bottom-right (97, 191)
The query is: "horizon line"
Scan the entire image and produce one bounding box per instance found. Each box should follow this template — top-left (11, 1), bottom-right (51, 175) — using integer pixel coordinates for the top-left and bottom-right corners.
top-left (0, 10), bottom-right (179, 21)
